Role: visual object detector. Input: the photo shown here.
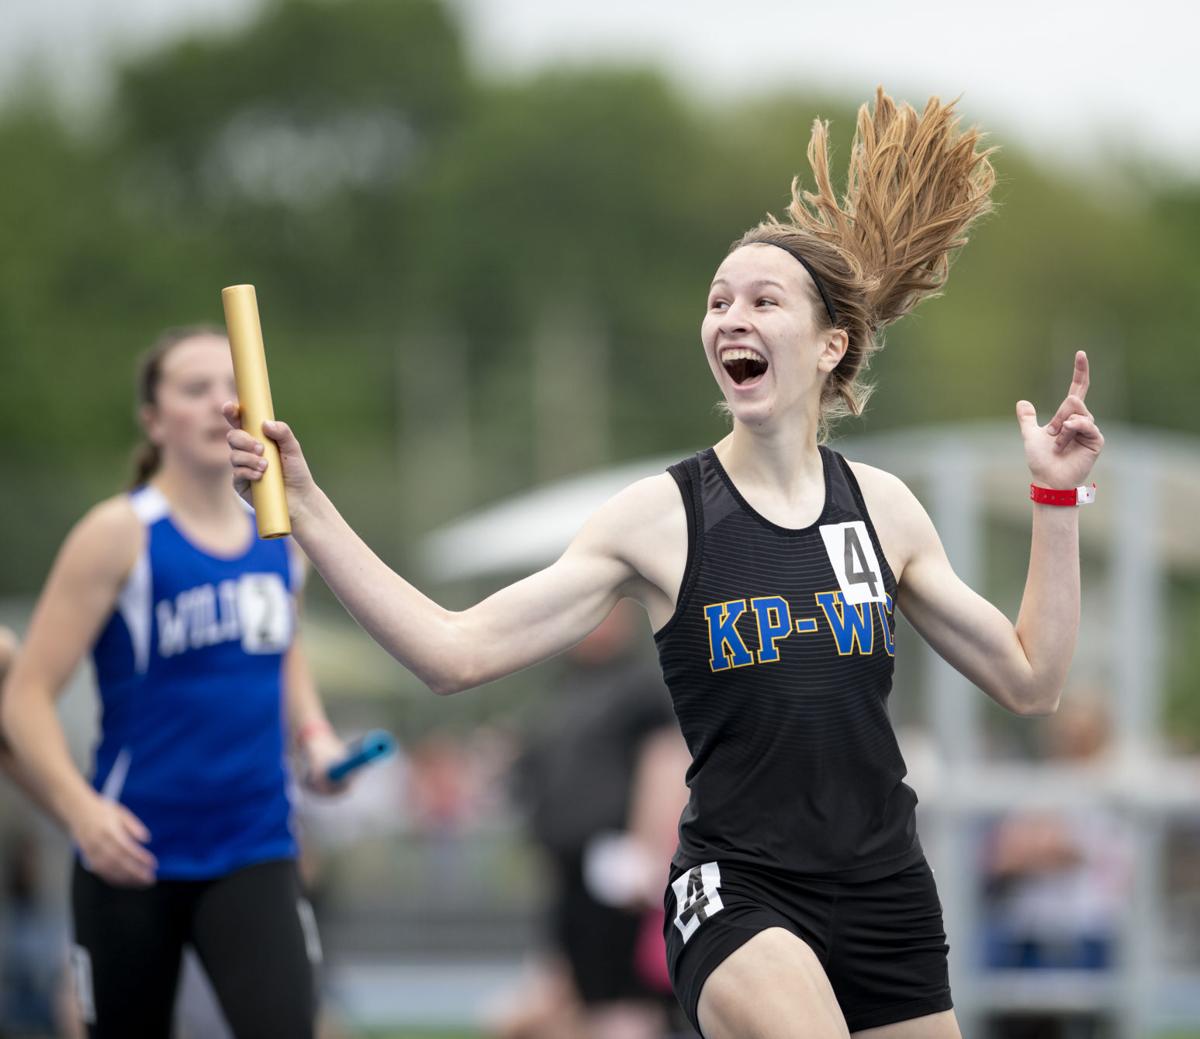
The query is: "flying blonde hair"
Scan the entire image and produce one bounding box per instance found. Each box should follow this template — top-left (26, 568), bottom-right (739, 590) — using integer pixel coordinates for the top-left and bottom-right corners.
top-left (728, 87), bottom-right (997, 439)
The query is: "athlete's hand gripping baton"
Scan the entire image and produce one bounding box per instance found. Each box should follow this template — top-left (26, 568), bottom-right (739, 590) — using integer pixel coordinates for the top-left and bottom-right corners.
top-left (222, 284), bottom-right (290, 538)
top-left (326, 730), bottom-right (397, 784)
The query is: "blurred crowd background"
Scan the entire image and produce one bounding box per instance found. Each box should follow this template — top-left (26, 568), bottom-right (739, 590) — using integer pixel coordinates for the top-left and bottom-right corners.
top-left (0, 1), bottom-right (1198, 1037)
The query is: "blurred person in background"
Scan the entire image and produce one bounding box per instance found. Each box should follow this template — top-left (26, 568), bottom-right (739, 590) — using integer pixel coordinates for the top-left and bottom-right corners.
top-left (226, 88), bottom-right (1103, 1038)
top-left (0, 327), bottom-right (354, 1039)
top-left (980, 693), bottom-right (1133, 1039)
top-left (494, 599), bottom-right (689, 1039)
top-left (0, 627), bottom-right (16, 692)
top-left (0, 626), bottom-right (20, 780)
top-left (0, 829), bottom-right (62, 1038)
top-left (406, 731), bottom-right (475, 895)
top-left (0, 628), bottom-right (46, 808)
top-left (1, 627), bottom-right (66, 1038)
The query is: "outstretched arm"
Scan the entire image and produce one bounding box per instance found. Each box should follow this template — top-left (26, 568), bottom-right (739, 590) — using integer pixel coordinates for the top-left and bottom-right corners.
top-left (892, 351), bottom-right (1103, 715)
top-left (225, 404), bottom-right (648, 695)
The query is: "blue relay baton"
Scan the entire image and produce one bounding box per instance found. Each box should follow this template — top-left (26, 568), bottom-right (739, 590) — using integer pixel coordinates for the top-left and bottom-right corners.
top-left (326, 730), bottom-right (396, 783)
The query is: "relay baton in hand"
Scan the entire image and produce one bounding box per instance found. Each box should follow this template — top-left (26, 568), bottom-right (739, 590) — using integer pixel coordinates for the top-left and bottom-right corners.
top-left (326, 730), bottom-right (397, 784)
top-left (222, 284), bottom-right (290, 538)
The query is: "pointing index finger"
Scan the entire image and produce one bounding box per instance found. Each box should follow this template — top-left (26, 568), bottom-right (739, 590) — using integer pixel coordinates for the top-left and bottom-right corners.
top-left (1067, 350), bottom-right (1089, 402)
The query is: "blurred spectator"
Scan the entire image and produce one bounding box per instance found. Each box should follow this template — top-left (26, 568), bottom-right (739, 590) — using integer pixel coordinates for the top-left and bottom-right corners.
top-left (0, 625), bottom-right (16, 777)
top-left (0, 828), bottom-right (63, 1036)
top-left (0, 624), bottom-right (16, 691)
top-left (405, 732), bottom-right (478, 896)
top-left (493, 600), bottom-right (690, 1039)
top-left (980, 693), bottom-right (1134, 1039)
top-left (1164, 823), bottom-right (1200, 967)
top-left (1, 627), bottom-right (69, 1038)
top-left (981, 693), bottom-right (1132, 970)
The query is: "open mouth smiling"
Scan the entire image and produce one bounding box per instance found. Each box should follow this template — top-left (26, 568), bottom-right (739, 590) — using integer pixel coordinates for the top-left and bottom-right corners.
top-left (720, 346), bottom-right (769, 386)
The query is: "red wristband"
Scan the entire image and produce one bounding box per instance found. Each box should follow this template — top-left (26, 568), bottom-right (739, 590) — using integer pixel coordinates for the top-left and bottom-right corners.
top-left (296, 718), bottom-right (333, 746)
top-left (1030, 483), bottom-right (1096, 506)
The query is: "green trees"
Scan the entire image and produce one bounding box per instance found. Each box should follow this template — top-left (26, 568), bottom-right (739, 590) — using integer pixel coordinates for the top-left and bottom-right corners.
top-left (0, 0), bottom-right (1196, 592)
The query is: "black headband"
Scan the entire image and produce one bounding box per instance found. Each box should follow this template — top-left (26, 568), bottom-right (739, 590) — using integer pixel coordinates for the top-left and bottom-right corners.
top-left (758, 241), bottom-right (838, 326)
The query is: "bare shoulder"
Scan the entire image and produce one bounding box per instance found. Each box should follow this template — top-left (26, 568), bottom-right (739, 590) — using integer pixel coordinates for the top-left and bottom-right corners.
top-left (844, 459), bottom-right (920, 510)
top-left (12, 497), bottom-right (144, 686)
top-left (75, 494), bottom-right (142, 546)
top-left (580, 471), bottom-right (684, 561)
top-left (845, 459), bottom-right (936, 578)
top-left (56, 495), bottom-right (143, 586)
top-left (576, 471), bottom-right (687, 623)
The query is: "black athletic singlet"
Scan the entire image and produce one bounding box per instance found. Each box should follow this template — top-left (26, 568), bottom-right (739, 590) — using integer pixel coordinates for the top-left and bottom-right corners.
top-left (654, 445), bottom-right (923, 882)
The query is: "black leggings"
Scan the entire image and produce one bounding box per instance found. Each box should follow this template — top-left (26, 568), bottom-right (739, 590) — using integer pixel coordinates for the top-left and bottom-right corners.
top-left (71, 857), bottom-right (318, 1039)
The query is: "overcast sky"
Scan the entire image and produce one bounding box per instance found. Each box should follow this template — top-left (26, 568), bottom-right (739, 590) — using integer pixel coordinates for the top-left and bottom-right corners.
top-left (3, 0), bottom-right (1197, 174)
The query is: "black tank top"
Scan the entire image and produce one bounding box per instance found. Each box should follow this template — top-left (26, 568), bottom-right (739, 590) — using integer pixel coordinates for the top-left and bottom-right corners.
top-left (654, 445), bottom-right (923, 881)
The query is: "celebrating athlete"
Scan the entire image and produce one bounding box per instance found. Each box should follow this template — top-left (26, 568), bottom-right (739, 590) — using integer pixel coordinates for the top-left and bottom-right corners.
top-left (224, 89), bottom-right (1103, 1037)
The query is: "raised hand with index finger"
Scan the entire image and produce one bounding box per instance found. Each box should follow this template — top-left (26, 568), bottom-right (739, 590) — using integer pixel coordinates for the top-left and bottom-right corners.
top-left (1014, 350), bottom-right (1104, 491)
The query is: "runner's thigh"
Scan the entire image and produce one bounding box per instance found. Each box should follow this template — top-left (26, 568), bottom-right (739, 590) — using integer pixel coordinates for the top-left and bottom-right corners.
top-left (852, 1008), bottom-right (962, 1038)
top-left (71, 859), bottom-right (188, 1039)
top-left (190, 858), bottom-right (317, 1039)
top-left (697, 926), bottom-right (851, 1039)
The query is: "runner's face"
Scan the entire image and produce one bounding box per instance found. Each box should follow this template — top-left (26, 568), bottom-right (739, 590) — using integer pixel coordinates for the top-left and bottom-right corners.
top-left (145, 336), bottom-right (238, 474)
top-left (702, 244), bottom-right (835, 428)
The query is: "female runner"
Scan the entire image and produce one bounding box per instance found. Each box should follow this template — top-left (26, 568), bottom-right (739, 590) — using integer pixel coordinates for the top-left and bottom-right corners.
top-left (225, 89), bottom-right (1103, 1037)
top-left (2, 327), bottom-right (348, 1039)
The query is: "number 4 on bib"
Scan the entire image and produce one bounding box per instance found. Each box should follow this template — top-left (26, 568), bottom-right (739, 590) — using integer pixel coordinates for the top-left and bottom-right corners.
top-left (819, 522), bottom-right (885, 605)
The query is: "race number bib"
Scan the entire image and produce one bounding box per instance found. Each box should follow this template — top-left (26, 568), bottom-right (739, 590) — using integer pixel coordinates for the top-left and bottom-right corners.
top-left (671, 862), bottom-right (724, 943)
top-left (237, 573), bottom-right (292, 653)
top-left (819, 521), bottom-right (885, 605)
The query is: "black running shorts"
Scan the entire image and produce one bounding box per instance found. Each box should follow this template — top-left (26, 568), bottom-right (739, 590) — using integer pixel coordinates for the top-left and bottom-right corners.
top-left (663, 855), bottom-right (953, 1035)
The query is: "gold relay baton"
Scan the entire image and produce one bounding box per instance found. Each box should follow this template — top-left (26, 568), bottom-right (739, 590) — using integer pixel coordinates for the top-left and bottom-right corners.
top-left (221, 284), bottom-right (291, 538)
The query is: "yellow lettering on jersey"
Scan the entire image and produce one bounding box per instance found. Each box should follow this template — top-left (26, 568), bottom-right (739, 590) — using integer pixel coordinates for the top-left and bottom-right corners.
top-left (704, 600), bottom-right (753, 671)
top-left (750, 596), bottom-right (792, 664)
top-left (814, 590), bottom-right (875, 656)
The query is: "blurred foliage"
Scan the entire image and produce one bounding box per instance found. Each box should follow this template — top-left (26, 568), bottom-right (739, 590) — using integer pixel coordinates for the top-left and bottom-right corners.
top-left (0, 0), bottom-right (1196, 598)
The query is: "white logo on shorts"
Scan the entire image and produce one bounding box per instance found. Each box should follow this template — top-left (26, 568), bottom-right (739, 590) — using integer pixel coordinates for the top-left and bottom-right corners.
top-left (70, 945), bottom-right (95, 1024)
top-left (672, 862), bottom-right (724, 943)
top-left (297, 897), bottom-right (323, 965)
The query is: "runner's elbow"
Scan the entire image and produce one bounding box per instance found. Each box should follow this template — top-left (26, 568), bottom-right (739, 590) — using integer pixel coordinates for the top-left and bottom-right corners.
top-left (422, 611), bottom-right (477, 696)
top-left (427, 668), bottom-right (470, 697)
top-left (1008, 676), bottom-right (1062, 716)
top-left (1013, 694), bottom-right (1061, 717)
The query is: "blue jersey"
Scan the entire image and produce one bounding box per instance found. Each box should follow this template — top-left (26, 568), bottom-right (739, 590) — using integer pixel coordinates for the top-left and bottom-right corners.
top-left (89, 486), bottom-right (301, 879)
